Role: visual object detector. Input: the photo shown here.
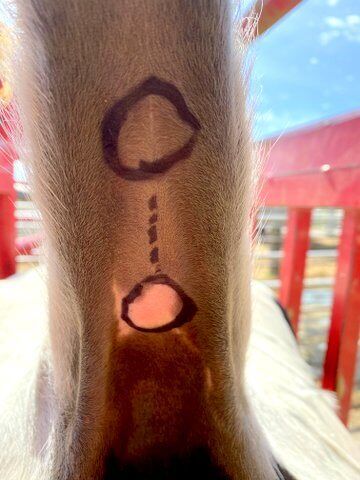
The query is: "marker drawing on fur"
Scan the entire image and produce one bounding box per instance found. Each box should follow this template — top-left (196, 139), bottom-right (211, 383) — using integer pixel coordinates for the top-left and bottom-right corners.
top-left (102, 76), bottom-right (201, 333)
top-left (101, 76), bottom-right (201, 181)
top-left (147, 194), bottom-right (161, 272)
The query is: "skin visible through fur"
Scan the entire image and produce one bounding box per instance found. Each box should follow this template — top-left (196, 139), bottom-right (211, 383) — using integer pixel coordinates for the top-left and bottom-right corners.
top-left (9, 1), bottom-right (283, 479)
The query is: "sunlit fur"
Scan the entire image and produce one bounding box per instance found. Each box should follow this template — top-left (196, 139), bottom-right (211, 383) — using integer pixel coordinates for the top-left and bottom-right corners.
top-left (1, 1), bottom-right (282, 479)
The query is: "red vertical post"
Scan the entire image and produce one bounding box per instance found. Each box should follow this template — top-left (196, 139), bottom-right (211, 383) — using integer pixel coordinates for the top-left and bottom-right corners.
top-left (0, 105), bottom-right (17, 279)
top-left (0, 190), bottom-right (16, 278)
top-left (0, 146), bottom-right (16, 278)
top-left (279, 208), bottom-right (311, 334)
top-left (322, 210), bottom-right (360, 424)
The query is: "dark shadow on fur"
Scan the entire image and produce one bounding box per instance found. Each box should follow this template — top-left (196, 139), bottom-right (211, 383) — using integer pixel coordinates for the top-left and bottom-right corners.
top-left (104, 447), bottom-right (230, 480)
top-left (277, 463), bottom-right (297, 480)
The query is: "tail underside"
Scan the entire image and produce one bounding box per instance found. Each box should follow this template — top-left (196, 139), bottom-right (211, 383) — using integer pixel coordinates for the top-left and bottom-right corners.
top-left (13, 1), bottom-right (279, 478)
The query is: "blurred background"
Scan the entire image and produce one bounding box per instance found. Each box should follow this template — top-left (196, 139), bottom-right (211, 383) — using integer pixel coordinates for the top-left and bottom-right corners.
top-left (0, 0), bottom-right (359, 443)
top-left (245, 0), bottom-right (360, 443)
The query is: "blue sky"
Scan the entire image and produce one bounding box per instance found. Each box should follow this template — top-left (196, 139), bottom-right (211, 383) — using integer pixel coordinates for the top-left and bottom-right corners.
top-left (248, 0), bottom-right (360, 139)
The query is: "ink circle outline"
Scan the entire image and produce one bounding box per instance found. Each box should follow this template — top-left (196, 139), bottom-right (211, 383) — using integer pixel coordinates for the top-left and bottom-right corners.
top-left (121, 273), bottom-right (197, 333)
top-left (101, 76), bottom-right (201, 181)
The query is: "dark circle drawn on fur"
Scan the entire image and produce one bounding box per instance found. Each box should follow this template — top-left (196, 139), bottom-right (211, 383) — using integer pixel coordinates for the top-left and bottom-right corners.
top-left (121, 274), bottom-right (197, 333)
top-left (101, 76), bottom-right (201, 181)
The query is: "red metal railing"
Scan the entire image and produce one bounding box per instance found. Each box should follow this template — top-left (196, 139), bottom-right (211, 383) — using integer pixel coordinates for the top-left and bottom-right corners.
top-left (246, 3), bottom-right (359, 423)
top-left (260, 112), bottom-right (360, 424)
top-left (0, 105), bottom-right (40, 277)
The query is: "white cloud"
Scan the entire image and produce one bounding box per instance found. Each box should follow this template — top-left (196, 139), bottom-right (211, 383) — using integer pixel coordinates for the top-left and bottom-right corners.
top-left (325, 15), bottom-right (360, 28)
top-left (327, 0), bottom-right (339, 6)
top-left (320, 14), bottom-right (360, 45)
top-left (319, 30), bottom-right (340, 46)
top-left (325, 16), bottom-right (345, 28)
top-left (347, 15), bottom-right (360, 26)
top-left (309, 57), bottom-right (319, 65)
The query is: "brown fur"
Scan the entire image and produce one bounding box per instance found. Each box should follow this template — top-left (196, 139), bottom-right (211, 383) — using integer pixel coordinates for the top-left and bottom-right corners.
top-left (7, 1), bottom-right (280, 478)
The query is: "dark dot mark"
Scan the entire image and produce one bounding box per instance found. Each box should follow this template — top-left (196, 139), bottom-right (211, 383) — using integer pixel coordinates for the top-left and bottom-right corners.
top-left (101, 76), bottom-right (201, 181)
top-left (149, 213), bottom-right (158, 224)
top-left (150, 247), bottom-right (159, 264)
top-left (148, 194), bottom-right (161, 271)
top-left (155, 266), bottom-right (162, 274)
top-left (121, 274), bottom-right (197, 333)
top-left (148, 225), bottom-right (157, 244)
top-left (148, 194), bottom-right (157, 211)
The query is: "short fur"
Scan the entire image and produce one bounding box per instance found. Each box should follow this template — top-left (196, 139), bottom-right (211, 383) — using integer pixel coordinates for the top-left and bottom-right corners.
top-left (3, 1), bottom-right (283, 479)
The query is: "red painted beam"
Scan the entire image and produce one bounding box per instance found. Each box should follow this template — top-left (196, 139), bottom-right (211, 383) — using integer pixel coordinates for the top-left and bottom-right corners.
top-left (260, 113), bottom-right (360, 208)
top-left (243, 0), bottom-right (304, 37)
top-left (279, 208), bottom-right (311, 334)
